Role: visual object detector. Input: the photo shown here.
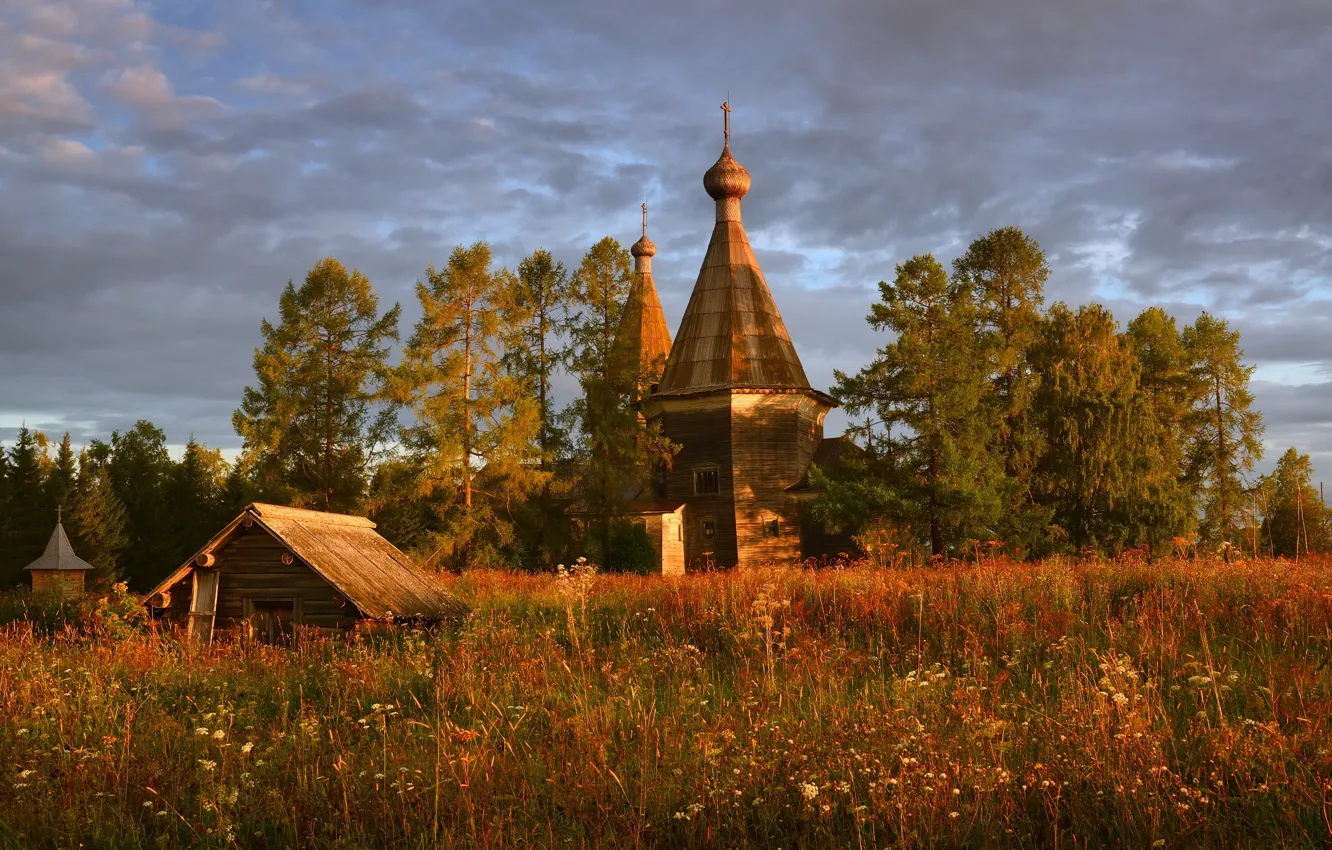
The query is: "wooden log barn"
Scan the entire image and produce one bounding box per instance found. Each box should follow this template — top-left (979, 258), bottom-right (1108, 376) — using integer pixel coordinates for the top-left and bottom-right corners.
top-left (143, 503), bottom-right (468, 643)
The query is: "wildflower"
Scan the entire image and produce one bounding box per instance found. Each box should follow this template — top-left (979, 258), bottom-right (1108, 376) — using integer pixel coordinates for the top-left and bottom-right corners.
top-left (143, 801), bottom-right (154, 808)
top-left (799, 782), bottom-right (819, 801)
top-left (195, 728), bottom-right (210, 736)
top-left (198, 760), bottom-right (217, 772)
top-left (1113, 692), bottom-right (1129, 706)
top-left (950, 811), bottom-right (960, 819)
top-left (241, 742), bottom-right (254, 755)
top-left (212, 729), bottom-right (226, 740)
top-left (156, 811), bottom-right (168, 818)
top-left (18, 770), bottom-right (35, 779)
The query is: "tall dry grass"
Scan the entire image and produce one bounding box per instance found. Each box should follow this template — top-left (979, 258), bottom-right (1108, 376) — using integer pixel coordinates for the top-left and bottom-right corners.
top-left (1, 556), bottom-right (1330, 847)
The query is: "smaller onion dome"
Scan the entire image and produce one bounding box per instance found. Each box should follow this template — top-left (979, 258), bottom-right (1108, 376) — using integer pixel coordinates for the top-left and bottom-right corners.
top-left (631, 202), bottom-right (657, 257)
top-left (631, 234), bottom-right (656, 258)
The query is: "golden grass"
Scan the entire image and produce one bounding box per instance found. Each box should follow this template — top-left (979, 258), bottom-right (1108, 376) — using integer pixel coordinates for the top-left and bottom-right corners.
top-left (1, 555), bottom-right (1330, 847)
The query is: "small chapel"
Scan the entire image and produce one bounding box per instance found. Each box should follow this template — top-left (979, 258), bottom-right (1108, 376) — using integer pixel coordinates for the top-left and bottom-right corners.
top-left (618, 105), bottom-right (847, 572)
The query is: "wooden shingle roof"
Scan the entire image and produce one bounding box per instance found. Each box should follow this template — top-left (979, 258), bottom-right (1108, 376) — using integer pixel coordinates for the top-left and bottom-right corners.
top-left (656, 210), bottom-right (812, 396)
top-left (144, 503), bottom-right (468, 622)
top-left (24, 521), bottom-right (95, 573)
top-left (617, 225), bottom-right (673, 385)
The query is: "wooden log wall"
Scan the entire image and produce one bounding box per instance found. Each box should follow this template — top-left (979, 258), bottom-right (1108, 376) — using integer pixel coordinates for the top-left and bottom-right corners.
top-left (211, 528), bottom-right (357, 631)
top-left (658, 396), bottom-right (738, 567)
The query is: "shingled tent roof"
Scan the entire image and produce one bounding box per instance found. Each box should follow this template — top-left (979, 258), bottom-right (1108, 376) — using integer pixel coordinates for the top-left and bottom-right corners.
top-left (617, 203), bottom-right (673, 390)
top-left (144, 503), bottom-right (468, 622)
top-left (24, 520), bottom-right (95, 573)
top-left (656, 128), bottom-right (814, 397)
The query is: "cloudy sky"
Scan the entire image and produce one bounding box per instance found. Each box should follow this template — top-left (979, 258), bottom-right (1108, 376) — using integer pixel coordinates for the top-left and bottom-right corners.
top-left (2, 0), bottom-right (1330, 484)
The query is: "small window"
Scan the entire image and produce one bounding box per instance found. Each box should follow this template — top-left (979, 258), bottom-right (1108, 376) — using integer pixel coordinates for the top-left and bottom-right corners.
top-left (763, 518), bottom-right (780, 538)
top-left (694, 467), bottom-right (720, 495)
top-left (677, 522), bottom-right (683, 541)
top-left (702, 519), bottom-right (716, 541)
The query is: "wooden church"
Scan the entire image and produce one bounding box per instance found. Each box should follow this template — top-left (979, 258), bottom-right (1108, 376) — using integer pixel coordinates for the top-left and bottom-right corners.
top-left (621, 105), bottom-right (846, 571)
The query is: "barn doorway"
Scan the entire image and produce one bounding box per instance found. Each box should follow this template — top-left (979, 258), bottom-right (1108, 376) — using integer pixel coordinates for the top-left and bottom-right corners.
top-left (245, 599), bottom-right (296, 645)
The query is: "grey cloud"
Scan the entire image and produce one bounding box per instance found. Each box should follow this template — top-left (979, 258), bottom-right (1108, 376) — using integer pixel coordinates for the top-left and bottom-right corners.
top-left (1, 0), bottom-right (1330, 485)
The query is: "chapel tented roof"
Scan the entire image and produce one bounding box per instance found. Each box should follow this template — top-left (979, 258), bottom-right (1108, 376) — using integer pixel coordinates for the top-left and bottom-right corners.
top-left (656, 123), bottom-right (814, 397)
top-left (23, 520), bottom-right (95, 573)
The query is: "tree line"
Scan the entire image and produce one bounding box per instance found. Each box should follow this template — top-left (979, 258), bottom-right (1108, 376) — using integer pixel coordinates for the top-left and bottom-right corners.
top-left (813, 227), bottom-right (1328, 560)
top-left (1, 227), bottom-right (1327, 590)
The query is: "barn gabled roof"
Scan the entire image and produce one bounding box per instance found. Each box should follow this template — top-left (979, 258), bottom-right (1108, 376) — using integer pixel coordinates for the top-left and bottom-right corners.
top-left (656, 110), bottom-right (818, 398)
top-left (144, 503), bottom-right (468, 622)
top-left (24, 520), bottom-right (95, 573)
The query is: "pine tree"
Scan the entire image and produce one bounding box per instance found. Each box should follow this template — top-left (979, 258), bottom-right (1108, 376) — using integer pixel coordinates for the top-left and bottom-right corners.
top-left (69, 451), bottom-right (130, 587)
top-left (830, 255), bottom-right (998, 557)
top-left (391, 242), bottom-right (548, 570)
top-left (565, 237), bottom-right (674, 563)
top-left (1183, 312), bottom-right (1264, 552)
top-left (952, 227), bottom-right (1050, 551)
top-left (234, 257), bottom-right (400, 512)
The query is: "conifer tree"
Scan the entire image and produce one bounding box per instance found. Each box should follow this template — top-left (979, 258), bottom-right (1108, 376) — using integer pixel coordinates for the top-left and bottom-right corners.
top-left (1028, 304), bottom-right (1148, 553)
top-left (565, 237), bottom-right (674, 562)
top-left (830, 254), bottom-right (998, 557)
top-left (46, 433), bottom-right (78, 511)
top-left (69, 451), bottom-right (130, 587)
top-left (953, 226), bottom-right (1050, 551)
top-left (1182, 312), bottom-right (1263, 552)
top-left (1, 427), bottom-right (54, 586)
top-left (107, 421), bottom-right (175, 588)
top-left (1258, 447), bottom-right (1329, 556)
top-left (510, 248), bottom-right (573, 473)
top-left (1121, 308), bottom-right (1197, 552)
top-left (391, 242), bottom-right (547, 570)
top-left (167, 438), bottom-right (229, 561)
top-left (234, 257), bottom-right (400, 512)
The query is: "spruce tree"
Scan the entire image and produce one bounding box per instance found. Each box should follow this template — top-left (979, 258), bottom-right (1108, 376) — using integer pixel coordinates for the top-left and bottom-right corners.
top-left (234, 257), bottom-right (400, 512)
top-left (167, 438), bottom-right (229, 562)
top-left (1182, 312), bottom-right (1263, 552)
top-left (391, 242), bottom-right (548, 570)
top-left (69, 451), bottom-right (130, 587)
top-left (107, 421), bottom-right (174, 589)
top-left (46, 433), bottom-right (78, 512)
top-left (0, 426), bottom-right (54, 586)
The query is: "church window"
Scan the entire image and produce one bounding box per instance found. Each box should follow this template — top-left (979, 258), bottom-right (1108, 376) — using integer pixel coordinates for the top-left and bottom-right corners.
top-left (702, 518), bottom-right (716, 541)
top-left (694, 466), bottom-right (720, 495)
top-left (763, 517), bottom-right (780, 538)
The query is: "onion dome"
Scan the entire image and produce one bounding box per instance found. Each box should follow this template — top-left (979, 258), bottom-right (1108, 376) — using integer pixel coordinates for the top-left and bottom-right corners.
top-left (703, 144), bottom-right (751, 201)
top-left (631, 234), bottom-right (657, 258)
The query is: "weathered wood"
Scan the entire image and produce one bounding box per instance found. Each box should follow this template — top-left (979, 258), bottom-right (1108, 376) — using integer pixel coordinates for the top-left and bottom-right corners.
top-left (142, 502), bottom-right (469, 634)
top-left (195, 553), bottom-right (216, 567)
top-left (188, 570), bottom-right (220, 644)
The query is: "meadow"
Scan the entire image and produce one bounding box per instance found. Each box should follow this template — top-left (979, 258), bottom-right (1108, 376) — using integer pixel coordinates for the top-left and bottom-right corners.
top-left (1, 555), bottom-right (1331, 848)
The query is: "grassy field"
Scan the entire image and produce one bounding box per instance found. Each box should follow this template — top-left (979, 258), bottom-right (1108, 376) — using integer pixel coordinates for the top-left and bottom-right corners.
top-left (1, 556), bottom-right (1331, 848)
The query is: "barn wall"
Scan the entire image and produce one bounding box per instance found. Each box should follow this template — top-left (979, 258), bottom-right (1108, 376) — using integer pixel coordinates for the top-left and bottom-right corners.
top-left (212, 527), bottom-right (358, 630)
